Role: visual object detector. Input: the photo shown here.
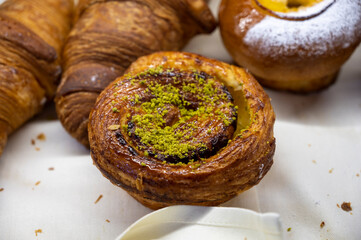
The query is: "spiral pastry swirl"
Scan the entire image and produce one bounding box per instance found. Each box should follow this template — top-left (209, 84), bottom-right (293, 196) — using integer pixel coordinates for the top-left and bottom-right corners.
top-left (89, 52), bottom-right (276, 209)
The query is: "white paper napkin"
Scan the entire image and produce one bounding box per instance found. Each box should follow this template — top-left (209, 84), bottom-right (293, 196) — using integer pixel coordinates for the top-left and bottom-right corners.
top-left (116, 206), bottom-right (283, 240)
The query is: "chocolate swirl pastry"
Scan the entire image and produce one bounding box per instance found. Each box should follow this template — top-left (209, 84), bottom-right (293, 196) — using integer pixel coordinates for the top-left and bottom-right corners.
top-left (89, 52), bottom-right (276, 209)
top-left (55, 0), bottom-right (216, 147)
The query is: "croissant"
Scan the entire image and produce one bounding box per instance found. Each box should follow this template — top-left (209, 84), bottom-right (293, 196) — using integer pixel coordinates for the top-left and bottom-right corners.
top-left (0, 0), bottom-right (73, 155)
top-left (88, 52), bottom-right (276, 209)
top-left (55, 0), bottom-right (217, 147)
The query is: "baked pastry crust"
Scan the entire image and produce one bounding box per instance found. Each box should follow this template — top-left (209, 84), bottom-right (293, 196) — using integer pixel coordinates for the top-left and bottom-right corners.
top-left (0, 0), bottom-right (73, 155)
top-left (219, 0), bottom-right (361, 93)
top-left (56, 0), bottom-right (216, 146)
top-left (89, 52), bottom-right (276, 209)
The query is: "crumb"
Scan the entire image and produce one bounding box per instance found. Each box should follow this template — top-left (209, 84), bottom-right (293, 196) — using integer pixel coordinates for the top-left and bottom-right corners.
top-left (312, 160), bottom-right (317, 164)
top-left (337, 204), bottom-right (340, 208)
top-left (320, 221), bottom-right (325, 228)
top-left (106, 219), bottom-right (110, 223)
top-left (95, 194), bottom-right (103, 204)
top-left (35, 147), bottom-right (40, 151)
top-left (287, 227), bottom-right (292, 232)
top-left (341, 202), bottom-right (352, 212)
top-left (244, 238), bottom-right (247, 240)
top-left (35, 181), bottom-right (41, 186)
top-left (31, 139), bottom-right (35, 145)
top-left (328, 168), bottom-right (334, 174)
top-left (357, 173), bottom-right (360, 177)
top-left (48, 167), bottom-right (54, 171)
top-left (0, 188), bottom-right (4, 192)
top-left (37, 133), bottom-right (46, 141)
top-left (308, 144), bottom-right (311, 147)
top-left (35, 229), bottom-right (42, 236)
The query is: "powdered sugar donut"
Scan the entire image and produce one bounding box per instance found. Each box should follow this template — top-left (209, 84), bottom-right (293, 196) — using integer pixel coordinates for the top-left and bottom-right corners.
top-left (219, 0), bottom-right (361, 92)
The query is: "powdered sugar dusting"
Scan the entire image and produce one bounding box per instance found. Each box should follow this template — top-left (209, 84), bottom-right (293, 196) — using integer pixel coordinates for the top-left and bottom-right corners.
top-left (243, 0), bottom-right (361, 60)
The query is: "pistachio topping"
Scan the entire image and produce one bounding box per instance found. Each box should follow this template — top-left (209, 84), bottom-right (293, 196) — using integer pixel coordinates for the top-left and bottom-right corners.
top-left (111, 67), bottom-right (237, 164)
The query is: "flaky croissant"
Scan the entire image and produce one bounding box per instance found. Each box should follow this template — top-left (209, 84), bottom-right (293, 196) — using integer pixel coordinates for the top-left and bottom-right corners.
top-left (89, 52), bottom-right (275, 209)
top-left (55, 0), bottom-right (217, 147)
top-left (0, 0), bottom-right (73, 155)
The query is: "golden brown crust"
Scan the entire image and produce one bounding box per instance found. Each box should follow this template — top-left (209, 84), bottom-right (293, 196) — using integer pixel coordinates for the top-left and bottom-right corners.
top-left (56, 92), bottom-right (99, 146)
top-left (0, 16), bottom-right (57, 62)
top-left (88, 51), bottom-right (275, 209)
top-left (0, 0), bottom-right (73, 155)
top-left (219, 0), bottom-right (361, 93)
top-left (55, 0), bottom-right (216, 146)
top-left (76, 0), bottom-right (216, 33)
top-left (0, 0), bottom-right (73, 54)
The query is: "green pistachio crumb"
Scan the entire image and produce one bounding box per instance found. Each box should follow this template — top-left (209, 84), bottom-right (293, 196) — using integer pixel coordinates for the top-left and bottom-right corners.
top-left (191, 163), bottom-right (201, 169)
top-left (121, 67), bottom-right (236, 162)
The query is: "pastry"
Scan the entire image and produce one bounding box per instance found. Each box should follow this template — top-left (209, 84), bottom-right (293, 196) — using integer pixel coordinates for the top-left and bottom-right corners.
top-left (219, 0), bottom-right (361, 92)
top-left (0, 0), bottom-right (73, 155)
top-left (88, 51), bottom-right (276, 209)
top-left (55, 0), bottom-right (217, 146)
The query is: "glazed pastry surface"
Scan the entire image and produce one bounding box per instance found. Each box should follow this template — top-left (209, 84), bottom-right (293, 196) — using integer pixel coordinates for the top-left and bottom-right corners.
top-left (56, 0), bottom-right (217, 146)
top-left (89, 52), bottom-right (276, 209)
top-left (219, 0), bottom-right (361, 92)
top-left (0, 0), bottom-right (73, 155)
